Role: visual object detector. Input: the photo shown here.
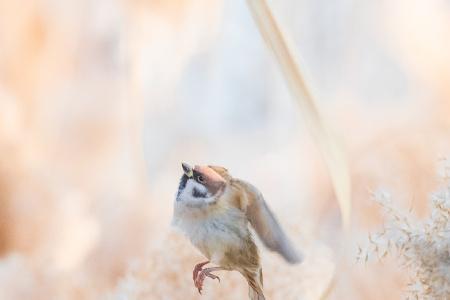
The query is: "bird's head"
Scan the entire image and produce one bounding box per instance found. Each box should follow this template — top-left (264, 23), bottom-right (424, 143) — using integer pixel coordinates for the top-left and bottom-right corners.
top-left (175, 163), bottom-right (227, 206)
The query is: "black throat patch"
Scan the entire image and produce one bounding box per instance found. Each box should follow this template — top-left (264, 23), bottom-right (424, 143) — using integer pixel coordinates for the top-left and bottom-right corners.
top-left (176, 174), bottom-right (188, 199)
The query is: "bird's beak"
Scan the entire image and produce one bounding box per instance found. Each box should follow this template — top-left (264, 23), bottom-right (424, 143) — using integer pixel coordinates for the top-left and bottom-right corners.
top-left (182, 162), bottom-right (193, 178)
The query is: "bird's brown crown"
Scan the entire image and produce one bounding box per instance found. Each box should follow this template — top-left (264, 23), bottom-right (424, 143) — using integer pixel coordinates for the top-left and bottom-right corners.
top-left (193, 165), bottom-right (227, 196)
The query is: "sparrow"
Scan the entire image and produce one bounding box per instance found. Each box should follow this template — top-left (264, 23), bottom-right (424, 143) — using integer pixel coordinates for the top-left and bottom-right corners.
top-left (172, 163), bottom-right (302, 300)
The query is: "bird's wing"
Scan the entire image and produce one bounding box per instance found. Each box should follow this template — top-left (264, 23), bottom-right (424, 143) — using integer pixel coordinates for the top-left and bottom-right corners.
top-left (233, 179), bottom-right (302, 264)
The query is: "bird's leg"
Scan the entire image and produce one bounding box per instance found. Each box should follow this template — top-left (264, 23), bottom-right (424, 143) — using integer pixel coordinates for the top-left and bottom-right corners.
top-left (192, 261), bottom-right (209, 282)
top-left (194, 267), bottom-right (224, 294)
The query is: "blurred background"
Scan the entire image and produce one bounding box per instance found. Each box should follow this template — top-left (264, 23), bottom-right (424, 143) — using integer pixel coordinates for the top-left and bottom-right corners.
top-left (1, 0), bottom-right (450, 299)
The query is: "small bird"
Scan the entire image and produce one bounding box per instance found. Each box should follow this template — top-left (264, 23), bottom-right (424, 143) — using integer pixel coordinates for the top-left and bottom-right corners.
top-left (173, 163), bottom-right (302, 299)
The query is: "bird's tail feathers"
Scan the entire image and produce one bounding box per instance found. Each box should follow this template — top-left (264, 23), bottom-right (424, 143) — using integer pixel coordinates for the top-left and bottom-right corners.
top-left (247, 269), bottom-right (265, 300)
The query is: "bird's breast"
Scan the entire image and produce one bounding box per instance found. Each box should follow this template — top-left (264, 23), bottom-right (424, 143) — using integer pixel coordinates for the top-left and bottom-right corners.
top-left (176, 208), bottom-right (249, 264)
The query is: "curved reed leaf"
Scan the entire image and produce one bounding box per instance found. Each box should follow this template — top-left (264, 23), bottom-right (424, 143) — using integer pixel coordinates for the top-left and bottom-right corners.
top-left (246, 0), bottom-right (352, 229)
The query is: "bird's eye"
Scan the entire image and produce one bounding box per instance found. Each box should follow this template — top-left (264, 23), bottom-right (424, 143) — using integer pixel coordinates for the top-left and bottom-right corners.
top-left (197, 175), bottom-right (205, 183)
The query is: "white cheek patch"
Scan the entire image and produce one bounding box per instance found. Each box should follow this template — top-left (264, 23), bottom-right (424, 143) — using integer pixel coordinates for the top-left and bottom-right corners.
top-left (177, 180), bottom-right (215, 205)
top-left (203, 196), bottom-right (216, 204)
top-left (191, 180), bottom-right (207, 194)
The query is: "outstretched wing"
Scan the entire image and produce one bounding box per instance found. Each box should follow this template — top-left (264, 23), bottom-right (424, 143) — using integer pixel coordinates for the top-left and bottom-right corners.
top-left (233, 179), bottom-right (303, 264)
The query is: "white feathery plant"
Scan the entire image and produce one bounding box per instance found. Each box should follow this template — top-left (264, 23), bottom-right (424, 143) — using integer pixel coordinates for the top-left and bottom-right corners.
top-left (359, 160), bottom-right (450, 299)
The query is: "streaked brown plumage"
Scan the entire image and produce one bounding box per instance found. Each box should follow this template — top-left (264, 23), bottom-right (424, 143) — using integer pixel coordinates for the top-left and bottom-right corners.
top-left (173, 163), bottom-right (302, 299)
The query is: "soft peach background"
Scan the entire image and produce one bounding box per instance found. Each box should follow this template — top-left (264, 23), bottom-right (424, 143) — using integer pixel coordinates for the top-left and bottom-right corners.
top-left (0, 0), bottom-right (449, 299)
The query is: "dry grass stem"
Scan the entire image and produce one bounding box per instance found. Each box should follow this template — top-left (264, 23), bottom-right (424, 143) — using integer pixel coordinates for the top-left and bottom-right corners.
top-left (246, 0), bottom-right (351, 229)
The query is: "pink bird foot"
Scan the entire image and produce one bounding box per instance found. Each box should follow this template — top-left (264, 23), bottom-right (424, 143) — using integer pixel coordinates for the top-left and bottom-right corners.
top-left (194, 267), bottom-right (222, 294)
top-left (192, 261), bottom-right (209, 282)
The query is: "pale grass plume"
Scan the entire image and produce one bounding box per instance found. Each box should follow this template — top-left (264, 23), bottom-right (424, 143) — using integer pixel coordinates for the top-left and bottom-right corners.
top-left (361, 160), bottom-right (450, 299)
top-left (108, 230), bottom-right (336, 300)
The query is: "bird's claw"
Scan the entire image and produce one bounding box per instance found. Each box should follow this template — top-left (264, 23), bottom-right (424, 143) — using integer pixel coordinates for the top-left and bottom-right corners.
top-left (192, 261), bottom-right (209, 282)
top-left (194, 269), bottom-right (221, 295)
